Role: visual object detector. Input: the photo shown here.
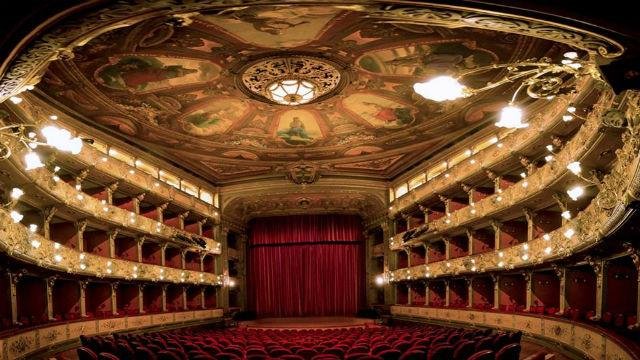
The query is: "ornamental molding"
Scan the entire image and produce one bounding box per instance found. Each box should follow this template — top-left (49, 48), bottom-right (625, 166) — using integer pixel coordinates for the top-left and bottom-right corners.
top-left (390, 76), bottom-right (595, 215)
top-left (0, 1), bottom-right (624, 103)
top-left (388, 90), bottom-right (640, 281)
top-left (391, 86), bottom-right (613, 247)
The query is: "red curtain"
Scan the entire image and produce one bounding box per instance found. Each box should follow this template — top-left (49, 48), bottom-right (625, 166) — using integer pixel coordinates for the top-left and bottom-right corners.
top-left (248, 215), bottom-right (365, 317)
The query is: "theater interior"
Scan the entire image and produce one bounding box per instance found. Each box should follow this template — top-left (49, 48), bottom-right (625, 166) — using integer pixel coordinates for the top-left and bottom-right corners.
top-left (1, 1), bottom-right (640, 359)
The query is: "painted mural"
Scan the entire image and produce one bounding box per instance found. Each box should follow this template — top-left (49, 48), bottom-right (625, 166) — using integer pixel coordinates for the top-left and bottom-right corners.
top-left (96, 56), bottom-right (220, 92)
top-left (358, 42), bottom-right (497, 77)
top-left (276, 110), bottom-right (323, 145)
top-left (342, 93), bottom-right (416, 129)
top-left (198, 6), bottom-right (341, 48)
top-left (39, 4), bottom-right (571, 181)
top-left (181, 99), bottom-right (248, 136)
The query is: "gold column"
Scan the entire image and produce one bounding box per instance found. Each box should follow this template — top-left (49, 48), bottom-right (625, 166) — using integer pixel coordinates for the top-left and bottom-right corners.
top-left (132, 193), bottom-right (145, 214)
top-left (108, 229), bottom-right (119, 258)
top-left (467, 278), bottom-right (473, 308)
top-left (42, 206), bottom-right (57, 240)
top-left (105, 182), bottom-right (119, 205)
top-left (444, 280), bottom-right (450, 307)
top-left (79, 280), bottom-right (87, 317)
top-left (217, 225), bottom-right (230, 309)
top-left (444, 237), bottom-right (451, 260)
top-left (523, 208), bottom-right (534, 242)
top-left (161, 284), bottom-right (168, 312)
top-left (161, 243), bottom-right (168, 267)
top-left (75, 220), bottom-right (88, 253)
top-left (178, 211), bottom-right (190, 230)
top-left (382, 221), bottom-right (396, 305)
top-left (491, 274), bottom-right (499, 310)
top-left (111, 282), bottom-right (119, 316)
top-left (8, 273), bottom-right (20, 324)
top-left (138, 284), bottom-right (145, 314)
top-left (201, 288), bottom-right (206, 309)
top-left (136, 236), bottom-right (144, 263)
top-left (46, 277), bottom-right (55, 320)
top-left (407, 284), bottom-right (412, 306)
top-left (466, 228), bottom-right (474, 256)
top-left (586, 257), bottom-right (605, 320)
top-left (419, 205), bottom-right (429, 227)
top-left (425, 281), bottom-right (430, 306)
top-left (491, 221), bottom-right (501, 250)
top-left (552, 264), bottom-right (566, 315)
top-left (157, 203), bottom-right (168, 223)
top-left (182, 286), bottom-right (188, 311)
top-left (525, 272), bottom-right (533, 312)
top-left (181, 250), bottom-right (186, 270)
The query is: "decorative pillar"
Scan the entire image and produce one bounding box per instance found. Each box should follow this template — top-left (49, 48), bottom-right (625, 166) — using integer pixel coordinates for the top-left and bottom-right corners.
top-left (111, 282), bottom-right (119, 316)
top-left (178, 211), bottom-right (190, 230)
top-left (552, 264), bottom-right (567, 315)
top-left (444, 280), bottom-right (450, 307)
top-left (181, 250), bottom-right (187, 270)
top-left (465, 228), bottom-right (474, 256)
top-left (138, 284), bottom-right (145, 314)
top-left (485, 170), bottom-right (500, 194)
top-left (217, 225), bottom-right (230, 309)
top-left (105, 182), bottom-right (119, 205)
top-left (157, 203), bottom-right (169, 223)
top-left (553, 193), bottom-right (569, 225)
top-left (132, 193), bottom-right (146, 214)
top-left (161, 284), bottom-right (168, 312)
top-left (75, 219), bottom-right (88, 252)
top-left (201, 288), bottom-right (206, 309)
top-left (46, 277), bottom-right (56, 320)
top-left (8, 273), bottom-right (21, 324)
top-left (467, 278), bottom-right (473, 308)
top-left (402, 213), bottom-right (411, 231)
top-left (407, 284), bottom-right (412, 306)
top-left (491, 274), bottom-right (499, 310)
top-left (525, 272), bottom-right (533, 312)
top-left (161, 244), bottom-right (168, 267)
top-left (74, 169), bottom-right (90, 190)
top-left (42, 206), bottom-right (57, 240)
top-left (108, 229), bottom-right (119, 258)
top-left (461, 183), bottom-right (474, 210)
top-left (419, 205), bottom-right (429, 227)
top-left (405, 248), bottom-right (411, 268)
top-left (425, 281), bottom-right (430, 307)
top-left (79, 280), bottom-right (87, 317)
top-left (586, 257), bottom-right (605, 320)
top-left (444, 237), bottom-right (451, 260)
top-left (197, 218), bottom-right (207, 236)
top-left (382, 221), bottom-right (396, 305)
top-left (491, 221), bottom-right (501, 250)
top-left (424, 243), bottom-right (430, 264)
top-left (438, 195), bottom-right (451, 216)
top-left (136, 236), bottom-right (145, 262)
top-left (523, 208), bottom-right (534, 242)
top-left (200, 253), bottom-right (206, 272)
top-left (182, 287), bottom-right (188, 311)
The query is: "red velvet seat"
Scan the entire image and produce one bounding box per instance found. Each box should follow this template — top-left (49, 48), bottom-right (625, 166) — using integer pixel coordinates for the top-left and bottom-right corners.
top-left (469, 350), bottom-right (495, 360)
top-left (78, 347), bottom-right (98, 360)
top-left (495, 343), bottom-right (520, 360)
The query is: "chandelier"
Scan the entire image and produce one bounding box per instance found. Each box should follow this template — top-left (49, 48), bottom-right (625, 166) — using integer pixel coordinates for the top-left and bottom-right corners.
top-left (413, 51), bottom-right (593, 128)
top-left (267, 79), bottom-right (317, 105)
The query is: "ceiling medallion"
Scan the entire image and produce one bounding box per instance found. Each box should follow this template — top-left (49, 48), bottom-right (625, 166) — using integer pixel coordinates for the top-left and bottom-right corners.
top-left (240, 55), bottom-right (343, 105)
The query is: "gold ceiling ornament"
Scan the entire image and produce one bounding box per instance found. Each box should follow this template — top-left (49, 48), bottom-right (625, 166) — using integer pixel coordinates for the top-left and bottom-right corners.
top-left (413, 52), bottom-right (600, 129)
top-left (239, 55), bottom-right (343, 105)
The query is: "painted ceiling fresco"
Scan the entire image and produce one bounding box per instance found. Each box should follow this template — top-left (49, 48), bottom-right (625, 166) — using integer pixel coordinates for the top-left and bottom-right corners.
top-left (39, 5), bottom-right (571, 183)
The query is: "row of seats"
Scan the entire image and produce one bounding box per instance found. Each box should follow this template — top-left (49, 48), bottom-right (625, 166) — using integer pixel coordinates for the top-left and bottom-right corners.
top-left (77, 324), bottom-right (524, 360)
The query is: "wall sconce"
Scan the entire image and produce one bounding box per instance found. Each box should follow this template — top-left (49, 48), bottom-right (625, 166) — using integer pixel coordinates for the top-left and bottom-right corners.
top-left (413, 52), bottom-right (592, 129)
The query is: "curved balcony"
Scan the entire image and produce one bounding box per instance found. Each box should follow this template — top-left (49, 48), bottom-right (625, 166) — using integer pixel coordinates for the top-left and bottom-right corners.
top-left (4, 148), bottom-right (221, 254)
top-left (8, 97), bottom-right (219, 220)
top-left (388, 93), bottom-right (640, 280)
top-left (0, 308), bottom-right (223, 360)
top-left (390, 77), bottom-right (598, 216)
top-left (0, 208), bottom-right (223, 285)
top-left (391, 87), bottom-right (615, 249)
top-left (390, 306), bottom-right (637, 360)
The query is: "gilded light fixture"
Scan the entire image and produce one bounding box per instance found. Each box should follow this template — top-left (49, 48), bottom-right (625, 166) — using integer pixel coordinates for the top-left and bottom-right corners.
top-left (413, 52), bottom-right (595, 128)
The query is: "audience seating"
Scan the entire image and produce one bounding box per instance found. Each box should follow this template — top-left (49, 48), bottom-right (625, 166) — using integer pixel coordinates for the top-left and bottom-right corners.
top-left (77, 323), bottom-right (523, 360)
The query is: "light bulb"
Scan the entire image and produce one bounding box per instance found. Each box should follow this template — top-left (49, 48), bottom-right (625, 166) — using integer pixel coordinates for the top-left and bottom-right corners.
top-left (562, 115), bottom-right (574, 121)
top-left (498, 261), bottom-right (505, 268)
top-left (561, 211), bottom-right (572, 220)
top-left (228, 279), bottom-right (236, 288)
top-left (495, 105), bottom-right (528, 128)
top-left (54, 254), bottom-right (63, 263)
top-left (567, 186), bottom-right (585, 201)
top-left (10, 210), bottom-right (23, 223)
top-left (546, 145), bottom-right (554, 152)
top-left (567, 161), bottom-right (582, 175)
top-left (30, 239), bottom-right (41, 249)
top-left (79, 263), bottom-right (87, 270)
top-left (79, 253), bottom-right (86, 260)
top-left (523, 243), bottom-right (529, 250)
top-left (520, 172), bottom-right (527, 178)
top-left (567, 106), bottom-right (577, 113)
top-left (413, 76), bottom-right (467, 101)
top-left (54, 242), bottom-right (61, 249)
top-left (544, 247), bottom-right (552, 255)
top-left (544, 155), bottom-right (554, 162)
top-left (49, 115), bottom-right (58, 120)
top-left (10, 187), bottom-right (24, 200)
top-left (521, 254), bottom-right (529, 261)
top-left (9, 96), bottom-right (22, 104)
top-left (375, 275), bottom-right (385, 286)
top-left (498, 251), bottom-right (504, 258)
top-left (29, 224), bottom-right (38, 233)
top-left (563, 228), bottom-right (575, 238)
top-left (564, 51), bottom-right (578, 59)
top-left (543, 233), bottom-right (551, 241)
top-left (24, 152), bottom-right (44, 170)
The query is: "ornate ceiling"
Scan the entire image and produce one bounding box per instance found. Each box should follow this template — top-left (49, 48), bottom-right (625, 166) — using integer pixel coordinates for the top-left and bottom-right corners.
top-left (37, 4), bottom-right (574, 184)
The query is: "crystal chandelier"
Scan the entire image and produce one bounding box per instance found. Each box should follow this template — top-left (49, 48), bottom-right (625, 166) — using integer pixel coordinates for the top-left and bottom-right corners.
top-left (267, 79), bottom-right (317, 105)
top-left (413, 51), bottom-right (593, 129)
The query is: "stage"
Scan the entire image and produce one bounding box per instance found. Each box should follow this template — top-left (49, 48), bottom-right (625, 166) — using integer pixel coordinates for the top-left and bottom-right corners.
top-left (239, 317), bottom-right (377, 330)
